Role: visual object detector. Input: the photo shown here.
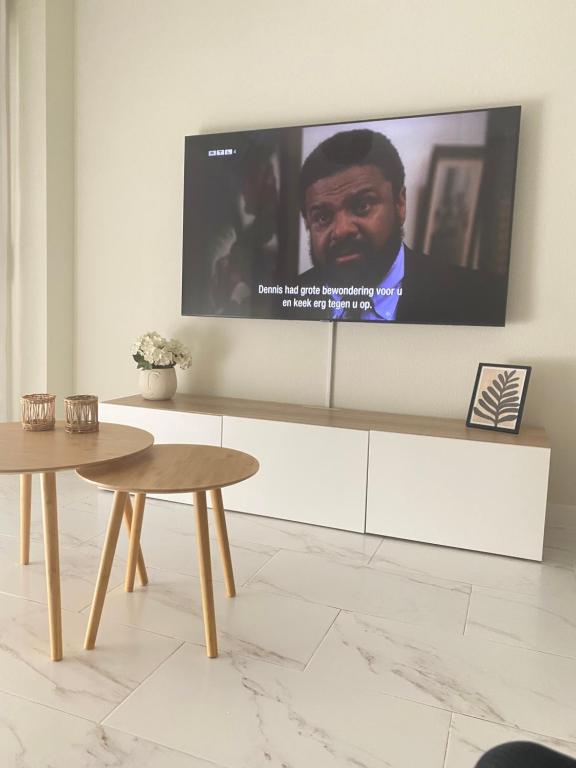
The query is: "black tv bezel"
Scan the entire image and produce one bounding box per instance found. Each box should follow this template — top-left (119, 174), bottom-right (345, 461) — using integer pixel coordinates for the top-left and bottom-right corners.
top-left (181, 104), bottom-right (521, 327)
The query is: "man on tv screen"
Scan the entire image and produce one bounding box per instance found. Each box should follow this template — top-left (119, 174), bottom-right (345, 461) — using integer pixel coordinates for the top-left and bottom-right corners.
top-left (295, 129), bottom-right (505, 324)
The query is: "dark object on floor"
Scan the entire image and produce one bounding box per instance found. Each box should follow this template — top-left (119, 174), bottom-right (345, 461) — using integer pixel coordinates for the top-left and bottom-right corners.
top-left (476, 742), bottom-right (576, 767)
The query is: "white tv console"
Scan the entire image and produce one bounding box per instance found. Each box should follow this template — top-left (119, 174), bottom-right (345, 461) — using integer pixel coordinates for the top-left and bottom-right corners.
top-left (100, 394), bottom-right (551, 560)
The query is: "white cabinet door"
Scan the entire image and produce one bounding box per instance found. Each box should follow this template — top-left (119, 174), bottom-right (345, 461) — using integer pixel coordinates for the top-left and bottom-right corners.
top-left (366, 430), bottom-right (550, 560)
top-left (99, 404), bottom-right (222, 504)
top-left (99, 404), bottom-right (221, 445)
top-left (221, 416), bottom-right (368, 532)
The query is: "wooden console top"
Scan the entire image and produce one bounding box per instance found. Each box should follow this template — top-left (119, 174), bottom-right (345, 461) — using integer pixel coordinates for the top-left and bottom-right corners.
top-left (105, 394), bottom-right (550, 449)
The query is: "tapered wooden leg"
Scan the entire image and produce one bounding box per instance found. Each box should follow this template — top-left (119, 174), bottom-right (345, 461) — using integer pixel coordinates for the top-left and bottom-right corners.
top-left (125, 493), bottom-right (146, 592)
top-left (20, 473), bottom-right (32, 565)
top-left (84, 491), bottom-right (127, 650)
top-left (210, 488), bottom-right (235, 598)
top-left (194, 491), bottom-right (217, 658)
top-left (123, 494), bottom-right (148, 587)
top-left (40, 472), bottom-right (62, 661)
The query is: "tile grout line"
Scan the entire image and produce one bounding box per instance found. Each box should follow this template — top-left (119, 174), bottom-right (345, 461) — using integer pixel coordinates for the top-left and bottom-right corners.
top-left (459, 585), bottom-right (576, 663)
top-left (99, 639), bottom-right (186, 726)
top-left (362, 430), bottom-right (370, 535)
top-left (240, 548), bottom-right (282, 588)
top-left (104, 720), bottom-right (231, 767)
top-left (345, 599), bottom-right (576, 664)
top-left (0, 631), bottom-right (474, 733)
top-left (76, 586), bottom-right (212, 646)
top-left (366, 535), bottom-right (384, 566)
top-left (442, 712), bottom-right (454, 768)
top-left (0, 590), bottom-right (87, 616)
top-left (0, 687), bottom-right (104, 727)
top-left (358, 556), bottom-right (576, 598)
top-left (10, 530), bottom-right (576, 663)
top-left (0, 532), bottom-right (19, 542)
top-left (463, 584), bottom-right (473, 636)
top-left (0, 684), bottom-right (229, 767)
top-left (454, 629), bottom-right (576, 663)
top-left (103, 723), bottom-right (229, 768)
top-left (0, 588), bottom-right (59, 609)
top-left (290, 615), bottom-right (484, 722)
top-left (302, 608), bottom-right (342, 673)
top-left (453, 711), bottom-right (576, 750)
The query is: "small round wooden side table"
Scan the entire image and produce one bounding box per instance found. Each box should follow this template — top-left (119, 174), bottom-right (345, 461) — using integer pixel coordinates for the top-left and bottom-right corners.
top-left (76, 444), bottom-right (259, 658)
top-left (0, 422), bottom-right (154, 660)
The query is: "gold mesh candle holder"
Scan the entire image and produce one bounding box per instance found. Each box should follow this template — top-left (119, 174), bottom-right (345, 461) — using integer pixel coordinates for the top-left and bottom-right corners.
top-left (21, 394), bottom-right (56, 431)
top-left (64, 395), bottom-right (99, 434)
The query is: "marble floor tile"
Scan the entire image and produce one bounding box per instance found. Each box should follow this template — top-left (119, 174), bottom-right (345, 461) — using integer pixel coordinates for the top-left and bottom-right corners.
top-left (59, 486), bottom-right (124, 514)
top-left (88, 566), bottom-right (339, 669)
top-left (1, 469), bottom-right (575, 765)
top-left (0, 471), bottom-right (92, 498)
top-left (105, 642), bottom-right (451, 768)
top-left (544, 521), bottom-right (576, 548)
top-left (445, 714), bottom-right (576, 768)
top-left (0, 487), bottom-right (32, 538)
top-left (0, 592), bottom-right (180, 721)
top-left (370, 535), bottom-right (576, 597)
top-left (0, 482), bottom-right (110, 549)
top-left (248, 549), bottom-right (470, 633)
top-left (1, 501), bottom-right (109, 550)
top-left (542, 545), bottom-right (576, 568)
top-left (0, 534), bottom-right (125, 612)
top-left (465, 585), bottom-right (576, 659)
top-left (32, 494), bottom-right (116, 549)
top-left (127, 495), bottom-right (382, 565)
top-left (206, 507), bottom-right (382, 565)
top-left (122, 494), bottom-right (196, 534)
top-left (57, 468), bottom-right (100, 494)
top-left (544, 523), bottom-right (576, 566)
top-left (546, 503), bottom-right (576, 528)
top-left (3, 470), bottom-right (98, 504)
top-left (92, 523), bottom-right (277, 586)
top-left (0, 473), bottom-right (20, 497)
top-left (99, 493), bottom-right (214, 537)
top-left (306, 611), bottom-right (576, 742)
top-left (0, 503), bottom-right (19, 539)
top-left (0, 690), bottom-right (218, 767)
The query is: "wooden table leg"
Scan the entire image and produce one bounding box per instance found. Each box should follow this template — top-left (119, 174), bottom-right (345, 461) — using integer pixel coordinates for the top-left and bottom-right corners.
top-left (20, 473), bottom-right (32, 565)
top-left (194, 490), bottom-right (218, 658)
top-left (40, 472), bottom-right (62, 661)
top-left (125, 493), bottom-right (146, 592)
top-left (84, 490), bottom-right (127, 650)
top-left (210, 488), bottom-right (236, 598)
top-left (123, 494), bottom-right (148, 588)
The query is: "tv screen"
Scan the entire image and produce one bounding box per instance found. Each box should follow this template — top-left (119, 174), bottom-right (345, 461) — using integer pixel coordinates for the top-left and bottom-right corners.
top-left (182, 106), bottom-right (520, 326)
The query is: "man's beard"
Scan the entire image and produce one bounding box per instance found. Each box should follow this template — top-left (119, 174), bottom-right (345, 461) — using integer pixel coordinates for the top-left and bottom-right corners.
top-left (309, 224), bottom-right (404, 289)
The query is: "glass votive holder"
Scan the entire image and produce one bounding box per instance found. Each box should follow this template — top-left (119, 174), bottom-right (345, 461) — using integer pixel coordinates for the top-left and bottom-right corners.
top-left (21, 394), bottom-right (56, 431)
top-left (64, 395), bottom-right (99, 434)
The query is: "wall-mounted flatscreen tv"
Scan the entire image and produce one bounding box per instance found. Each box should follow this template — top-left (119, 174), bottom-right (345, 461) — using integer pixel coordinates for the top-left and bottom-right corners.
top-left (182, 106), bottom-right (520, 325)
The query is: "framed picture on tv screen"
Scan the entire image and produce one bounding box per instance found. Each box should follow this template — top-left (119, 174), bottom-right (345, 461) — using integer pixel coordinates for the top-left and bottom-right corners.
top-left (182, 105), bottom-right (521, 326)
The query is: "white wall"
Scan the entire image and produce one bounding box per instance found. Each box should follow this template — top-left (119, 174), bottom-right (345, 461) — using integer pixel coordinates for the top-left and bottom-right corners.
top-left (74, 0), bottom-right (576, 504)
top-left (8, 0), bottom-right (74, 416)
top-left (46, 0), bottom-right (74, 409)
top-left (8, 0), bottom-right (47, 409)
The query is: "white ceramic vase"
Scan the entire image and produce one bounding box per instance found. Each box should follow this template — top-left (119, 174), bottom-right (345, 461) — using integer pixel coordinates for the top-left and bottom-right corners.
top-left (138, 367), bottom-right (177, 400)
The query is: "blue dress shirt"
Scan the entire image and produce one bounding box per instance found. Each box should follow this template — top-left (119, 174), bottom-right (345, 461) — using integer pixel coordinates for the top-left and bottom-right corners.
top-left (331, 243), bottom-right (405, 321)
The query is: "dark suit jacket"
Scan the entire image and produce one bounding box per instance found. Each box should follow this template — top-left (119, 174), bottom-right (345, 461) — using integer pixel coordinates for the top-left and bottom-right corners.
top-left (292, 246), bottom-right (507, 326)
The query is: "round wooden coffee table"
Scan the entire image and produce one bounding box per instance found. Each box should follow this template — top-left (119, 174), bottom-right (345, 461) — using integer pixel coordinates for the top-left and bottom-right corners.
top-left (0, 421), bottom-right (154, 660)
top-left (77, 444), bottom-right (259, 658)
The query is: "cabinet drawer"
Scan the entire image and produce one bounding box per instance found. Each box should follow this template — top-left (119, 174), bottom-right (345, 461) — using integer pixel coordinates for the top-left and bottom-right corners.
top-left (221, 416), bottom-right (368, 532)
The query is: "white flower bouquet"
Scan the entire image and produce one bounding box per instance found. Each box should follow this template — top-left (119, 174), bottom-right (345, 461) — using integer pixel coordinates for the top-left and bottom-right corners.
top-left (131, 332), bottom-right (192, 371)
